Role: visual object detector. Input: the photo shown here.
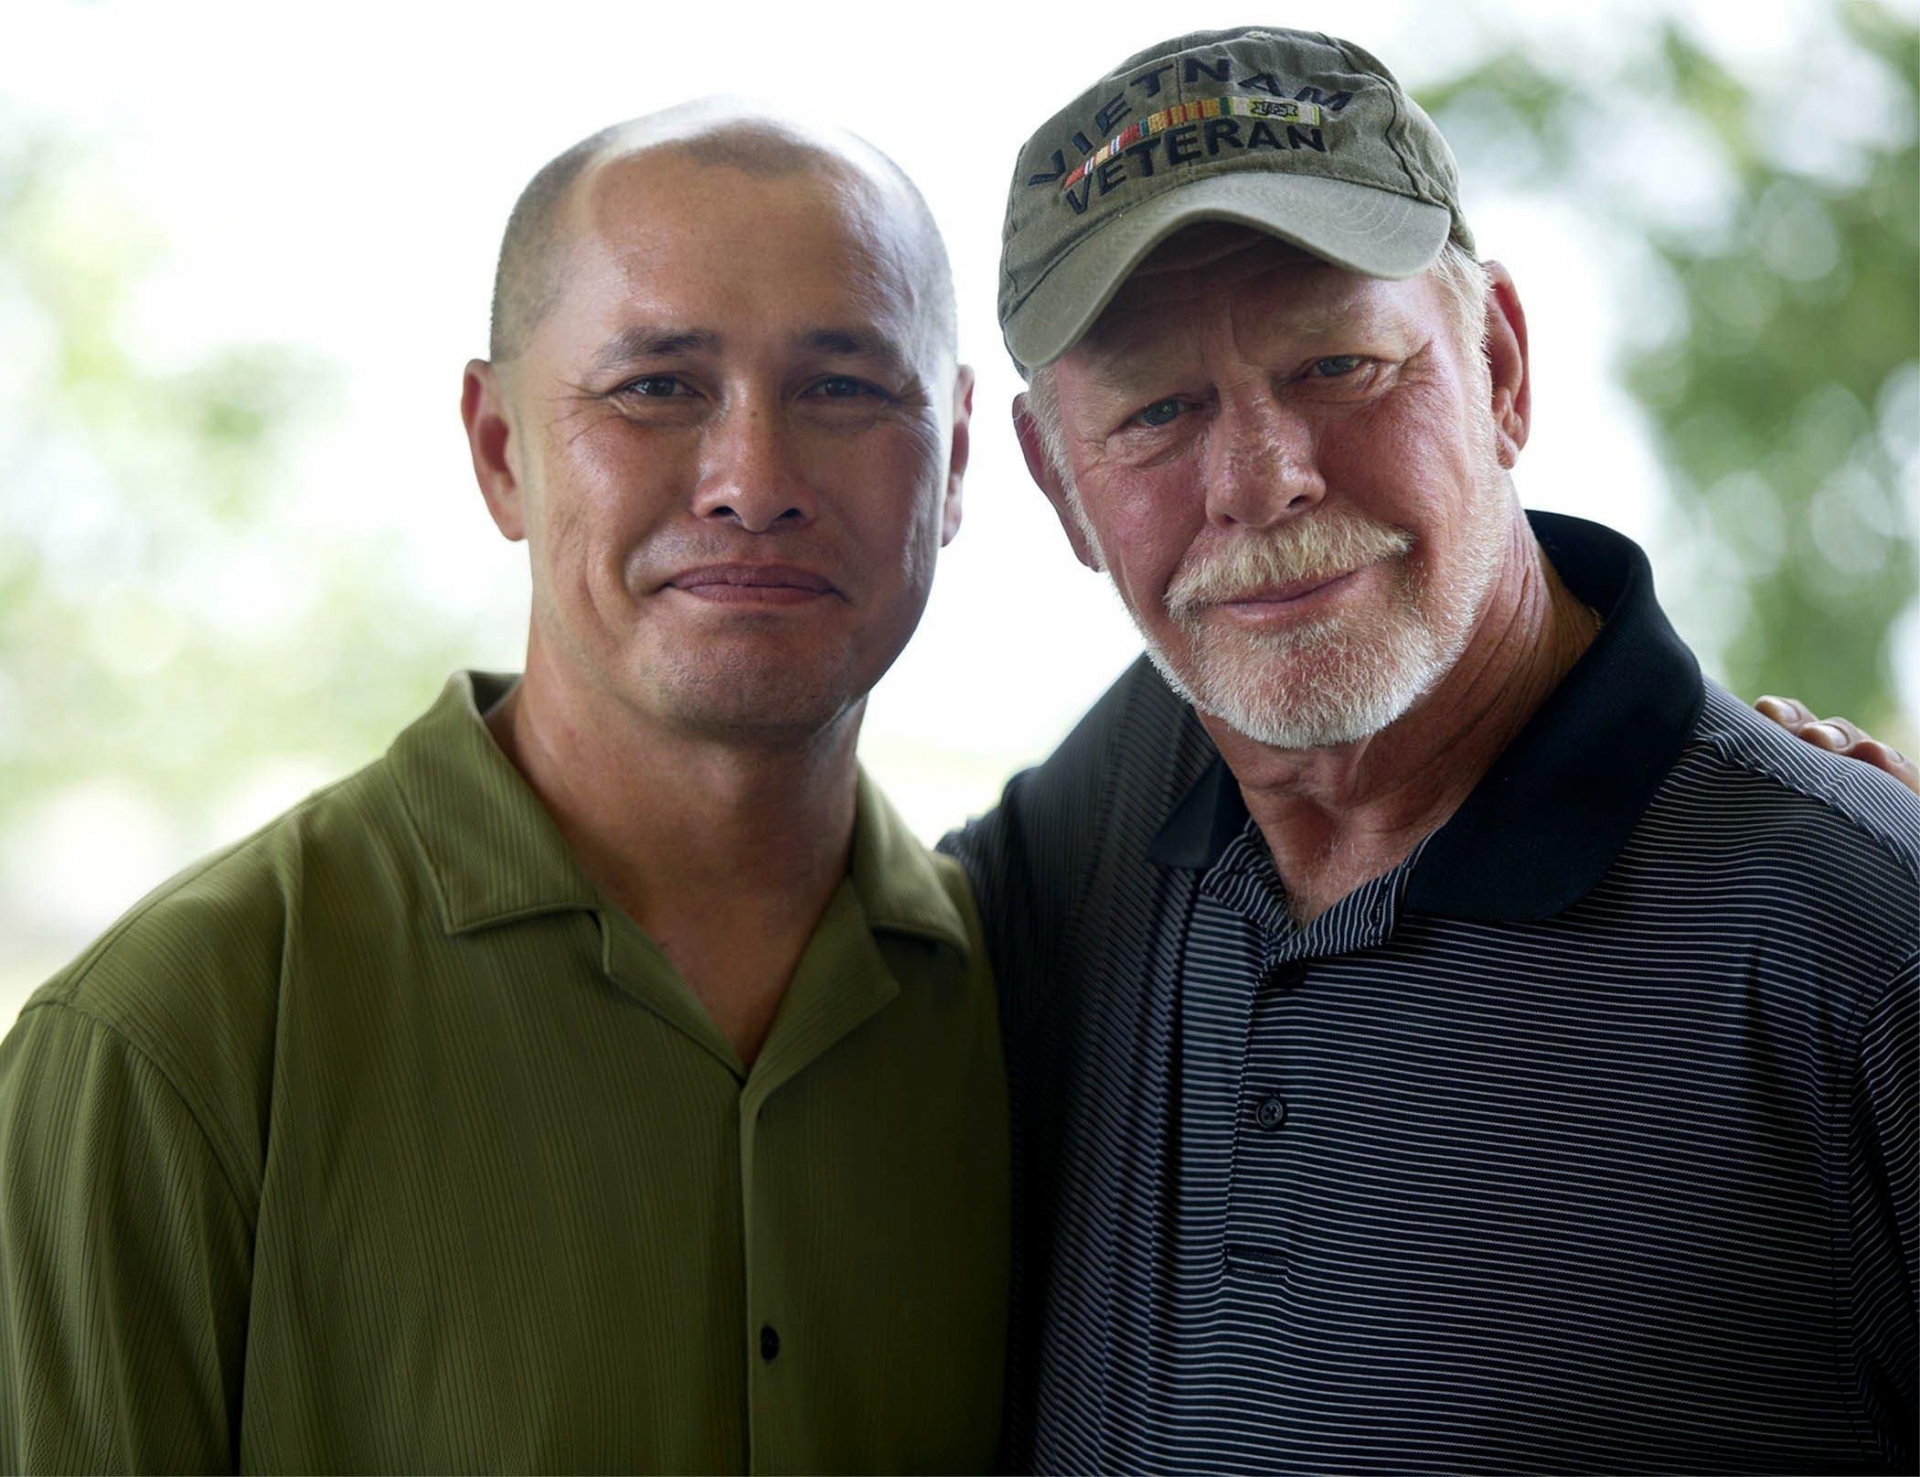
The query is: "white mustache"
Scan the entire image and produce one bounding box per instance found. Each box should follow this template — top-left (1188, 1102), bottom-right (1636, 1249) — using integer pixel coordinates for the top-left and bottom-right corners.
top-left (1166, 510), bottom-right (1412, 622)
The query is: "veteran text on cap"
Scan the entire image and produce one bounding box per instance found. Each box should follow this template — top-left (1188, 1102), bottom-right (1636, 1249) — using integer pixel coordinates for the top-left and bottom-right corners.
top-left (999, 26), bottom-right (1475, 372)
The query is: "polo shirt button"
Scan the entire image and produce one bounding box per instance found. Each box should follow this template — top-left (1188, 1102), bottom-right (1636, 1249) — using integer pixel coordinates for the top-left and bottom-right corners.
top-left (1253, 1095), bottom-right (1288, 1131)
top-left (760, 1325), bottom-right (781, 1362)
top-left (1266, 961), bottom-right (1305, 989)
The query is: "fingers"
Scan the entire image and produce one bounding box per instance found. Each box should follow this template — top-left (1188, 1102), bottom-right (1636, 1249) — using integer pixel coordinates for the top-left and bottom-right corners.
top-left (1755, 695), bottom-right (1919, 796)
top-left (1799, 715), bottom-right (1867, 750)
top-left (1841, 739), bottom-right (1918, 795)
top-left (1753, 695), bottom-right (1810, 726)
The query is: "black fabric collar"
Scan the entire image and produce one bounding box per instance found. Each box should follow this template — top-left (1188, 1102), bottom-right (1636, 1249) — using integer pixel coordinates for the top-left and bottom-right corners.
top-left (1147, 512), bottom-right (1706, 921)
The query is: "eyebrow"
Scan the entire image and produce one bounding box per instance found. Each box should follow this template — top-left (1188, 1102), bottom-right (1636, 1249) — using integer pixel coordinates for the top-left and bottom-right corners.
top-left (797, 327), bottom-right (914, 376)
top-left (588, 325), bottom-right (720, 374)
top-left (586, 324), bottom-right (915, 378)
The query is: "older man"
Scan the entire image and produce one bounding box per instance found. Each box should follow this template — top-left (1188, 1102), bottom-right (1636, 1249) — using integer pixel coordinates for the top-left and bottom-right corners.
top-left (946, 25), bottom-right (1917, 1474)
top-left (0, 106), bottom-right (1005, 1471)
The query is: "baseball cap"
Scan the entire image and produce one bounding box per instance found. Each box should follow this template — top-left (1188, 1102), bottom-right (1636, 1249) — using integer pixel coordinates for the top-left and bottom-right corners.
top-left (998, 26), bottom-right (1474, 373)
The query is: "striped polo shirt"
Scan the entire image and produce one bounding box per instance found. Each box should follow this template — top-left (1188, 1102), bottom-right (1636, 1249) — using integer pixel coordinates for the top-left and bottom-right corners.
top-left (945, 512), bottom-right (1917, 1474)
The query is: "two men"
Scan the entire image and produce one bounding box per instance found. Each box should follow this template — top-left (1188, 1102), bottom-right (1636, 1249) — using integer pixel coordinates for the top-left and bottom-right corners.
top-left (2, 22), bottom-right (1914, 1476)
top-left (0, 109), bottom-right (1004, 1469)
top-left (953, 25), bottom-right (1916, 1472)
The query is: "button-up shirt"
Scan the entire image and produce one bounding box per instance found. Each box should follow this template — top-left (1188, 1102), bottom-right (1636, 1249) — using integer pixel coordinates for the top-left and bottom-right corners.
top-left (0, 672), bottom-right (1008, 1473)
top-left (947, 511), bottom-right (1917, 1474)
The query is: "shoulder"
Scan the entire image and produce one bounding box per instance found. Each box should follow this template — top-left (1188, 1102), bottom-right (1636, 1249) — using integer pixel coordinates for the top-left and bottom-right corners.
top-left (1682, 684), bottom-right (1919, 884)
top-left (10, 755), bottom-right (411, 1206)
top-left (27, 756), bottom-right (411, 1024)
top-left (1636, 684), bottom-right (1920, 984)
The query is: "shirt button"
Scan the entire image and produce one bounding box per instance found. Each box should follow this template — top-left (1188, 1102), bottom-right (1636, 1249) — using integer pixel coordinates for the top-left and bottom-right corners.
top-left (1253, 1095), bottom-right (1288, 1131)
top-left (760, 1325), bottom-right (781, 1362)
top-left (1265, 961), bottom-right (1305, 989)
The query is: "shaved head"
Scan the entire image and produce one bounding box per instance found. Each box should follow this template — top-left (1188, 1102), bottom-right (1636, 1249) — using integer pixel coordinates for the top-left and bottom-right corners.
top-left (488, 102), bottom-right (956, 366)
top-left (459, 97), bottom-right (975, 777)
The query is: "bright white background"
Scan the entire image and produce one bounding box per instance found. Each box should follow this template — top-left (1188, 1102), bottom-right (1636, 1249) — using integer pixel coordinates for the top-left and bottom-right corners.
top-left (3, 0), bottom-right (1914, 1013)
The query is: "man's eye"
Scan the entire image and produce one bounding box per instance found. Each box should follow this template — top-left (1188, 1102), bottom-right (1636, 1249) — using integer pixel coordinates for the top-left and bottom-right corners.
top-left (1311, 356), bottom-right (1366, 378)
top-left (1134, 398), bottom-right (1185, 428)
top-left (811, 376), bottom-right (883, 400)
top-left (618, 375), bottom-right (685, 397)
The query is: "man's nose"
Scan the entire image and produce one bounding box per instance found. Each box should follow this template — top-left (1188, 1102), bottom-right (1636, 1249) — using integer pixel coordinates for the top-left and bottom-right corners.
top-left (1201, 391), bottom-right (1326, 529)
top-left (691, 400), bottom-right (817, 532)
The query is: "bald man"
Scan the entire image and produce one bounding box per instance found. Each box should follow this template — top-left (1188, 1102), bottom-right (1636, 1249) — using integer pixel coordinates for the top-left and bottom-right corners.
top-left (0, 107), bottom-right (1005, 1472)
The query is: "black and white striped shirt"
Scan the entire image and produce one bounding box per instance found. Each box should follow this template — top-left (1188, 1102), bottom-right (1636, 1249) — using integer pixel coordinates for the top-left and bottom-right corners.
top-left (946, 512), bottom-right (1917, 1474)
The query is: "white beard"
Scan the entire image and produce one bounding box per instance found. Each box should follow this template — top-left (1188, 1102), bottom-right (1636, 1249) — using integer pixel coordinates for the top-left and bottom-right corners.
top-left (1143, 552), bottom-right (1481, 750)
top-left (1082, 436), bottom-right (1511, 752)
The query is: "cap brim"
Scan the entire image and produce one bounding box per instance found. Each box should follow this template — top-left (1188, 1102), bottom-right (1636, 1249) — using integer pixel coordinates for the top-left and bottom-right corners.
top-left (1006, 173), bottom-right (1452, 371)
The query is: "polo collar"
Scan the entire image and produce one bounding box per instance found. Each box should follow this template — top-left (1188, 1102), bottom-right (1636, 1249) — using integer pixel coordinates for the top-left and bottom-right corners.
top-left (385, 672), bottom-right (603, 934)
top-left (1149, 512), bottom-right (1705, 921)
top-left (386, 671), bottom-right (969, 955)
top-left (849, 768), bottom-right (974, 957)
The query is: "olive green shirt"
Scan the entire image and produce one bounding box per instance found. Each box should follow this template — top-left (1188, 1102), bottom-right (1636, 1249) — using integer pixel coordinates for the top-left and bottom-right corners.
top-left (0, 673), bottom-right (1008, 1473)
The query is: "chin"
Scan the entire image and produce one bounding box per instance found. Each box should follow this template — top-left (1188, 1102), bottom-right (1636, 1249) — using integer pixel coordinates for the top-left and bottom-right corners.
top-left (1148, 606), bottom-right (1465, 751)
top-left (639, 646), bottom-right (867, 740)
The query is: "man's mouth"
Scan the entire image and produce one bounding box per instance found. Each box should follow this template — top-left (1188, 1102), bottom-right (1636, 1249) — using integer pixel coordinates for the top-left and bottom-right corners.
top-left (1179, 567), bottom-right (1364, 622)
top-left (1216, 569), bottom-right (1358, 606)
top-left (664, 563), bottom-right (839, 605)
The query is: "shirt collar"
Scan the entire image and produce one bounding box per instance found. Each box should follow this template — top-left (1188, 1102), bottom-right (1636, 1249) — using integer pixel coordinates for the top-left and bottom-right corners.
top-left (386, 671), bottom-right (969, 955)
top-left (848, 767), bottom-right (974, 956)
top-left (1149, 512), bottom-right (1705, 921)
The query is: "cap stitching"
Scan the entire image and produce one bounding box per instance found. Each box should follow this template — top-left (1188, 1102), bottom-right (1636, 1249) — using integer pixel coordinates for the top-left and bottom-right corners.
top-left (1329, 33), bottom-right (1427, 204)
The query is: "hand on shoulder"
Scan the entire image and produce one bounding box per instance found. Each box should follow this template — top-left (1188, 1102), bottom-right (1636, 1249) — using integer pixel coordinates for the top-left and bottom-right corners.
top-left (1753, 695), bottom-right (1918, 795)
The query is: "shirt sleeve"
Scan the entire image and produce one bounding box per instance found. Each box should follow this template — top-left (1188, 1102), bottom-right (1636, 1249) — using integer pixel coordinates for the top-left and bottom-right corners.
top-left (0, 1000), bottom-right (252, 1473)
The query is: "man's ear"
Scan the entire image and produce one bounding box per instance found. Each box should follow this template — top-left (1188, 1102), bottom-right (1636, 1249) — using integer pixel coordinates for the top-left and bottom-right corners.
top-left (942, 365), bottom-right (973, 547)
top-left (1012, 392), bottom-right (1103, 572)
top-left (1480, 261), bottom-right (1531, 469)
top-left (462, 359), bottom-right (527, 541)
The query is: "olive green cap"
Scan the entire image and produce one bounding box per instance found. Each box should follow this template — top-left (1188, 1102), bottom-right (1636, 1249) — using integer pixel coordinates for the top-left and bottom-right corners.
top-left (998, 26), bottom-right (1474, 372)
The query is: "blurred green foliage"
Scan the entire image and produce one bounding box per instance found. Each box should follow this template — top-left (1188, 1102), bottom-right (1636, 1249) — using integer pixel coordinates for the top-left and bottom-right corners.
top-left (1423, 2), bottom-right (1918, 731)
top-left (0, 118), bottom-right (472, 825)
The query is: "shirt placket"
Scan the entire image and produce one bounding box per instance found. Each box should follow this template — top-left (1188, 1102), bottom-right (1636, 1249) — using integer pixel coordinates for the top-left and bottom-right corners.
top-left (1182, 825), bottom-right (1302, 1279)
top-left (734, 883), bottom-right (899, 1474)
top-left (1212, 847), bottom-right (1409, 1276)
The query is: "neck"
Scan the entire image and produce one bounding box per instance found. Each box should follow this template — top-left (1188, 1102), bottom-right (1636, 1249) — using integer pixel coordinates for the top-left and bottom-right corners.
top-left (1205, 513), bottom-right (1599, 923)
top-left (486, 633), bottom-right (862, 1064)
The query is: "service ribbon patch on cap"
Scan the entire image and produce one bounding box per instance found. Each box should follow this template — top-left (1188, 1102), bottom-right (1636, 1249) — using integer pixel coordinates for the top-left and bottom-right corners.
top-left (1062, 96), bottom-right (1327, 191)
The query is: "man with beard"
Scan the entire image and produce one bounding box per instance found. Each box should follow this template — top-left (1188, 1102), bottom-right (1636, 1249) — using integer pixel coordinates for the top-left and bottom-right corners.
top-left (0, 105), bottom-right (1006, 1471)
top-left (949, 25), bottom-right (1917, 1473)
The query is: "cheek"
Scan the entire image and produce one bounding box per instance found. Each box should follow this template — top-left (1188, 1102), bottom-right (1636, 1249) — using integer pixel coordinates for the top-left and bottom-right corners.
top-left (537, 423), bottom-right (686, 570)
top-left (1089, 469), bottom-right (1205, 609)
top-left (1322, 389), bottom-right (1482, 534)
top-left (818, 425), bottom-right (948, 569)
